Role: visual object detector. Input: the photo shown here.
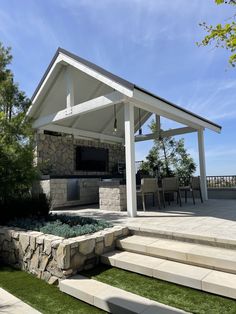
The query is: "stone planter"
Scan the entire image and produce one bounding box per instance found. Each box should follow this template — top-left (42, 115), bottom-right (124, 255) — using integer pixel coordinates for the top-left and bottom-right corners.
top-left (0, 225), bottom-right (129, 285)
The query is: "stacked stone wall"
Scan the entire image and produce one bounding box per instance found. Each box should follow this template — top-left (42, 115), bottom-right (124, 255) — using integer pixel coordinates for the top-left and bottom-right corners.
top-left (0, 225), bottom-right (129, 284)
top-left (35, 133), bottom-right (125, 176)
top-left (99, 185), bottom-right (126, 211)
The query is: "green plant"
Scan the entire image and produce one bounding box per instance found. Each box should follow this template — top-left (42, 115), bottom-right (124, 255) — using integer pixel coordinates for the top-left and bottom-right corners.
top-left (140, 120), bottom-right (196, 179)
top-left (0, 42), bottom-right (38, 204)
top-left (198, 0), bottom-right (236, 67)
top-left (6, 214), bottom-right (112, 238)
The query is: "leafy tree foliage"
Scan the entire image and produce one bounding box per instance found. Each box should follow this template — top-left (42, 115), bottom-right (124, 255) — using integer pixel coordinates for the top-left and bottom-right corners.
top-left (0, 43), bottom-right (37, 204)
top-left (198, 0), bottom-right (236, 66)
top-left (140, 120), bottom-right (196, 179)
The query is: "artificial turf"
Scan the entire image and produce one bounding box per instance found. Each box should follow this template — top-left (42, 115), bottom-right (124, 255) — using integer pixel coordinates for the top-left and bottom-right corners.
top-left (0, 265), bottom-right (105, 314)
top-left (82, 264), bottom-right (236, 314)
top-left (2, 263), bottom-right (236, 314)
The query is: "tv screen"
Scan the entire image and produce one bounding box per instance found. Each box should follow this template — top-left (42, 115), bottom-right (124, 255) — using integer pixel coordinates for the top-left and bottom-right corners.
top-left (75, 146), bottom-right (109, 172)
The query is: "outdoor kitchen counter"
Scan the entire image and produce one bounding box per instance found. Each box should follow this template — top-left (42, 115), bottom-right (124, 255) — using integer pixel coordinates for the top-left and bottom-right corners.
top-left (99, 181), bottom-right (127, 211)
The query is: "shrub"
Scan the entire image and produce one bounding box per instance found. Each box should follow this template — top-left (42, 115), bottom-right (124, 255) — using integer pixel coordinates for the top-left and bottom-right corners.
top-left (6, 214), bottom-right (112, 238)
top-left (0, 194), bottom-right (50, 225)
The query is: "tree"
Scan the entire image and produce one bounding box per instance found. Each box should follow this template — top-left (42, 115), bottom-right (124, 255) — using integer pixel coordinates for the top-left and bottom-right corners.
top-left (0, 43), bottom-right (37, 204)
top-left (198, 0), bottom-right (236, 66)
top-left (139, 120), bottom-right (196, 180)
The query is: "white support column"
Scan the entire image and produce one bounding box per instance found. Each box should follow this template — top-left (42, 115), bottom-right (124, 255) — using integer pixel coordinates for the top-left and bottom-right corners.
top-left (65, 66), bottom-right (74, 114)
top-left (124, 102), bottom-right (137, 217)
top-left (198, 129), bottom-right (208, 201)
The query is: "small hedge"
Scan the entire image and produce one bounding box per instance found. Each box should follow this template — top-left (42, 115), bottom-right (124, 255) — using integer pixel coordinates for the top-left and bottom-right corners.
top-left (7, 214), bottom-right (112, 238)
top-left (0, 194), bottom-right (50, 224)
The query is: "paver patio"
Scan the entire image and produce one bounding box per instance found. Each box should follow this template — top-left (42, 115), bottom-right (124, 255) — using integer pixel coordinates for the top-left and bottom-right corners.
top-left (54, 199), bottom-right (236, 246)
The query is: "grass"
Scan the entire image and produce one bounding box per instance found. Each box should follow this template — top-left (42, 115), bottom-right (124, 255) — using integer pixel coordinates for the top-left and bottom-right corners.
top-left (0, 265), bottom-right (105, 314)
top-left (82, 265), bottom-right (236, 314)
top-left (2, 263), bottom-right (236, 314)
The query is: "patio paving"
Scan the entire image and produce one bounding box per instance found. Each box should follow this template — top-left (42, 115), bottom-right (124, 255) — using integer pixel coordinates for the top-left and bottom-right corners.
top-left (55, 199), bottom-right (236, 246)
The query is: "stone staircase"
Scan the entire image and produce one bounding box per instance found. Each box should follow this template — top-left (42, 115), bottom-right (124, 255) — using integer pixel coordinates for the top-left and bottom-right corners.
top-left (101, 234), bottom-right (236, 299)
top-left (59, 231), bottom-right (236, 312)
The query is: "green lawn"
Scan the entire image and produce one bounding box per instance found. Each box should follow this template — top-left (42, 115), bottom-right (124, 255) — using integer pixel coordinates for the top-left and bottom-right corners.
top-left (0, 265), bottom-right (105, 314)
top-left (82, 265), bottom-right (236, 314)
top-left (2, 263), bottom-right (236, 314)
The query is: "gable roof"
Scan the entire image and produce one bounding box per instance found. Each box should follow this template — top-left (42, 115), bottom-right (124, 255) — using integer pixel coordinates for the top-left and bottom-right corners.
top-left (31, 47), bottom-right (134, 102)
top-left (29, 47), bottom-right (221, 133)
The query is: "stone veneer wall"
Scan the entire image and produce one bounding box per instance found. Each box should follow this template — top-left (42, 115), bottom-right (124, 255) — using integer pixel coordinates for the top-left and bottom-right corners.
top-left (99, 183), bottom-right (127, 211)
top-left (35, 133), bottom-right (125, 176)
top-left (37, 178), bottom-right (100, 208)
top-left (0, 225), bottom-right (129, 284)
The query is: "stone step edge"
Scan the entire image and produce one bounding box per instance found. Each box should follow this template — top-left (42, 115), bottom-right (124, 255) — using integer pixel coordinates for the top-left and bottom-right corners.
top-left (59, 274), bottom-right (187, 314)
top-left (129, 228), bottom-right (236, 249)
top-left (101, 250), bottom-right (236, 300)
top-left (116, 236), bottom-right (236, 274)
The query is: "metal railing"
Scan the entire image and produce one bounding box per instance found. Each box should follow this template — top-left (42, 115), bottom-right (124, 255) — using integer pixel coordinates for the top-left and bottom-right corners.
top-left (206, 176), bottom-right (236, 188)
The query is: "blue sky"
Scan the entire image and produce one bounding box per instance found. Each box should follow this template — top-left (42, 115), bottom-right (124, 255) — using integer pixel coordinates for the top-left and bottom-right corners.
top-left (0, 0), bottom-right (235, 175)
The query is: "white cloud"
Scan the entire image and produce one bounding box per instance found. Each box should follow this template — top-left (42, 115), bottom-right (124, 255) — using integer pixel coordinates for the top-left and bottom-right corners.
top-left (166, 78), bottom-right (236, 123)
top-left (0, 4), bottom-right (59, 50)
top-left (54, 0), bottom-right (215, 48)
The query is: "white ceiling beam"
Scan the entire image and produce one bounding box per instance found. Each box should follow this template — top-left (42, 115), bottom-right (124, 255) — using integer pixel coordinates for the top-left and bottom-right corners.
top-left (132, 88), bottom-right (221, 133)
top-left (65, 66), bottom-right (75, 113)
top-left (40, 124), bottom-right (124, 144)
top-left (162, 126), bottom-right (197, 137)
top-left (135, 127), bottom-right (197, 142)
top-left (32, 91), bottom-right (125, 129)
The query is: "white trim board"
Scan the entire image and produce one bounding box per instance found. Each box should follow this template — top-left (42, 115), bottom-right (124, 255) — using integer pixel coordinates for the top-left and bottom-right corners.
top-left (41, 124), bottom-right (124, 144)
top-left (32, 91), bottom-right (125, 129)
top-left (132, 88), bottom-right (221, 133)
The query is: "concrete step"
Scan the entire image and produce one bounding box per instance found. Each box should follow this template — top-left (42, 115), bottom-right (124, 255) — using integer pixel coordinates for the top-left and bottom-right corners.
top-left (129, 227), bottom-right (236, 250)
top-left (59, 275), bottom-right (187, 314)
top-left (0, 288), bottom-right (41, 314)
top-left (101, 250), bottom-right (236, 300)
top-left (116, 235), bottom-right (236, 274)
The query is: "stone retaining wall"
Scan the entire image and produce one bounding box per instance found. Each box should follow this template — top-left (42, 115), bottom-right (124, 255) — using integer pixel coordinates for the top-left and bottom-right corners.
top-left (0, 225), bottom-right (128, 284)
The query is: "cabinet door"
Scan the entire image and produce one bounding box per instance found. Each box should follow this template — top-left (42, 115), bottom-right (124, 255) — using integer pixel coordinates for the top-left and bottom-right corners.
top-left (67, 179), bottom-right (80, 201)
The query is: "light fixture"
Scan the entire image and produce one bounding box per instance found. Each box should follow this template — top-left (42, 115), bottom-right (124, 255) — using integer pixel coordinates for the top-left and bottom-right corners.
top-left (138, 108), bottom-right (142, 135)
top-left (113, 104), bottom-right (117, 132)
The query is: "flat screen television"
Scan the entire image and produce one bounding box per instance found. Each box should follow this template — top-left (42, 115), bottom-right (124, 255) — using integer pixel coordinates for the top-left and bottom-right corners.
top-left (75, 146), bottom-right (109, 172)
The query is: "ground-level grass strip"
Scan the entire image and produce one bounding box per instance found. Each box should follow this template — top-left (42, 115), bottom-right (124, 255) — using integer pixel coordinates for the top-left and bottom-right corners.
top-left (82, 264), bottom-right (236, 314)
top-left (0, 265), bottom-right (105, 314)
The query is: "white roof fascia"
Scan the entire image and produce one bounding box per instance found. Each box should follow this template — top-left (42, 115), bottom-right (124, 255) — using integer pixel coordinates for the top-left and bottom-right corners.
top-left (60, 52), bottom-right (133, 98)
top-left (26, 54), bottom-right (63, 118)
top-left (132, 88), bottom-right (221, 133)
